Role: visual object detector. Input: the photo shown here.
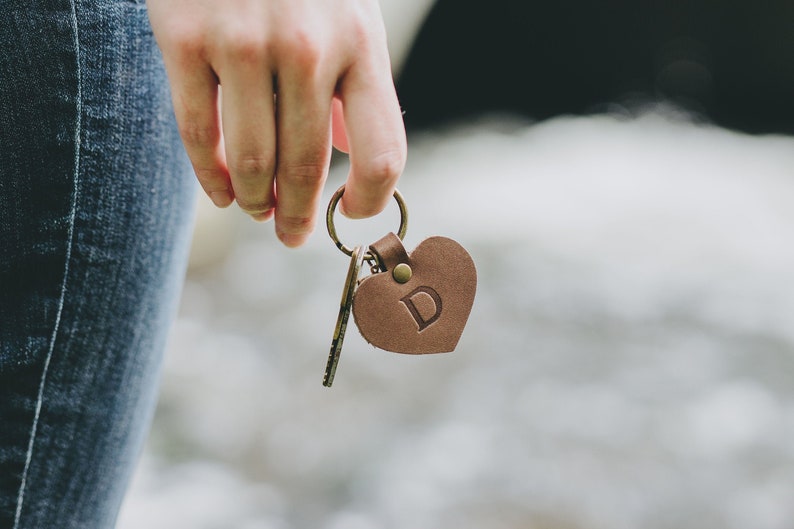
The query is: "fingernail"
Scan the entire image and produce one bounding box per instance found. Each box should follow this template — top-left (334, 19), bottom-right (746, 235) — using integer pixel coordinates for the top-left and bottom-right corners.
top-left (338, 199), bottom-right (356, 219)
top-left (339, 203), bottom-right (365, 219)
top-left (338, 198), bottom-right (367, 219)
top-left (209, 190), bottom-right (233, 208)
top-left (250, 210), bottom-right (273, 222)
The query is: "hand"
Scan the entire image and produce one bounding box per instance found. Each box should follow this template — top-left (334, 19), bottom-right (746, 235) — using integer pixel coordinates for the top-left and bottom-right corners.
top-left (147, 0), bottom-right (407, 247)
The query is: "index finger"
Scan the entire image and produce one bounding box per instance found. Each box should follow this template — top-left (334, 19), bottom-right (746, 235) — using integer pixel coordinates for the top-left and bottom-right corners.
top-left (336, 63), bottom-right (407, 219)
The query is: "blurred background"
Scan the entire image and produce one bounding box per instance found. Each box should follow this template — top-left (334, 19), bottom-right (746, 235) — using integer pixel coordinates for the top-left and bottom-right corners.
top-left (118, 2), bottom-right (794, 528)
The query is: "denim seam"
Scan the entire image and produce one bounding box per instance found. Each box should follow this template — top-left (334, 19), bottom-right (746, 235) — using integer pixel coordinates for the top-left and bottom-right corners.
top-left (13, 1), bottom-right (83, 526)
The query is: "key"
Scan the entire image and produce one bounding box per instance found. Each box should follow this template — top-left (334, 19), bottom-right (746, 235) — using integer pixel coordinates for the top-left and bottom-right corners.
top-left (322, 184), bottom-right (476, 385)
top-left (323, 244), bottom-right (365, 387)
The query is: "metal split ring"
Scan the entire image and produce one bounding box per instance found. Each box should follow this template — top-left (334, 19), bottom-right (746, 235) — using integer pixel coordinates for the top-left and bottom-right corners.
top-left (326, 184), bottom-right (408, 261)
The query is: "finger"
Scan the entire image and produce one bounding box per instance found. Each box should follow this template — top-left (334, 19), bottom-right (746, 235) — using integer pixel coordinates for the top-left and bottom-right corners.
top-left (168, 62), bottom-right (232, 208)
top-left (331, 97), bottom-right (349, 153)
top-left (337, 63), bottom-right (407, 219)
top-left (273, 62), bottom-right (334, 247)
top-left (217, 49), bottom-right (278, 220)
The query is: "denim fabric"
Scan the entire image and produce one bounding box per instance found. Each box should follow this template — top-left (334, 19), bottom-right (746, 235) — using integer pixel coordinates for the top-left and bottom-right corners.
top-left (0, 0), bottom-right (197, 527)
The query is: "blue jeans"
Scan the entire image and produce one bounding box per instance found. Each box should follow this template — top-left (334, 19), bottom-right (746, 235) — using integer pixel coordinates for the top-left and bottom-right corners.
top-left (0, 1), bottom-right (196, 527)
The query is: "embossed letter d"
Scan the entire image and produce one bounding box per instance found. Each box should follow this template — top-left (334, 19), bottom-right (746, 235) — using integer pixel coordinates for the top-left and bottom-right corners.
top-left (400, 286), bottom-right (443, 332)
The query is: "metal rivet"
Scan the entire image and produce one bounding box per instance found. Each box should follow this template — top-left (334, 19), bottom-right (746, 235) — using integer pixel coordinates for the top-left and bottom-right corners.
top-left (393, 263), bottom-right (412, 283)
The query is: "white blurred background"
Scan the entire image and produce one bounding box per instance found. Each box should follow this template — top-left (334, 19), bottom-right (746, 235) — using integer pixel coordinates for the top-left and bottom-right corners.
top-left (118, 2), bottom-right (794, 528)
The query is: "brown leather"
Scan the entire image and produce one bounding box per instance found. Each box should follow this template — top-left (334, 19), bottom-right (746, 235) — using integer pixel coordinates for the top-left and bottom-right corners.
top-left (368, 232), bottom-right (411, 272)
top-left (352, 232), bottom-right (477, 354)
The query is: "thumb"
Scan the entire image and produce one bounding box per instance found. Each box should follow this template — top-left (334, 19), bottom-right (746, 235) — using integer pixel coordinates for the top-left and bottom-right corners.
top-left (331, 97), bottom-right (350, 153)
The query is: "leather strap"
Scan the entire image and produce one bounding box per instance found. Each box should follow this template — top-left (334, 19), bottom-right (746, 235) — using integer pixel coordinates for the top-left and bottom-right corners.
top-left (368, 232), bottom-right (410, 272)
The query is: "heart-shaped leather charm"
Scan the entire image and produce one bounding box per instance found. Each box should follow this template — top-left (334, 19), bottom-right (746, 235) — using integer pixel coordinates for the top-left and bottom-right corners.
top-left (352, 232), bottom-right (477, 354)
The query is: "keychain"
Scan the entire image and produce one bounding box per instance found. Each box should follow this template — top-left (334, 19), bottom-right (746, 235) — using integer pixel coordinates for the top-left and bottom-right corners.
top-left (323, 185), bottom-right (477, 387)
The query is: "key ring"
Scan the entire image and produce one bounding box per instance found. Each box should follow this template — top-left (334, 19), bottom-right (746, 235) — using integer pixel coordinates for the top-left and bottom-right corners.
top-left (326, 184), bottom-right (408, 262)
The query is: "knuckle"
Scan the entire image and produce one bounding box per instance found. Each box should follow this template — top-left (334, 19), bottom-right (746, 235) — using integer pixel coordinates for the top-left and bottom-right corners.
top-left (179, 122), bottom-right (218, 148)
top-left (278, 161), bottom-right (327, 188)
top-left (278, 213), bottom-right (314, 235)
top-left (223, 32), bottom-right (268, 63)
top-left (277, 30), bottom-right (322, 71)
top-left (163, 23), bottom-right (206, 56)
top-left (228, 154), bottom-right (275, 181)
top-left (193, 167), bottom-right (224, 186)
top-left (347, 16), bottom-right (378, 54)
top-left (359, 148), bottom-right (406, 185)
top-left (350, 26), bottom-right (369, 52)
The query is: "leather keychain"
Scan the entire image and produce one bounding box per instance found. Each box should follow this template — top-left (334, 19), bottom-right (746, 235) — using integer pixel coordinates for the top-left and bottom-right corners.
top-left (323, 185), bottom-right (477, 386)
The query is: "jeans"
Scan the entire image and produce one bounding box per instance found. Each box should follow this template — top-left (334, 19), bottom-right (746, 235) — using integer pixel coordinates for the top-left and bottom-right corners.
top-left (0, 0), bottom-right (197, 527)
